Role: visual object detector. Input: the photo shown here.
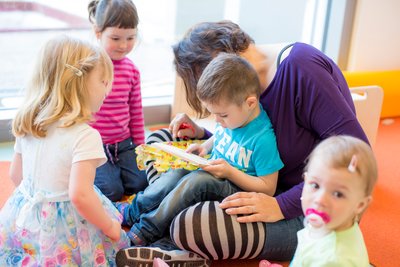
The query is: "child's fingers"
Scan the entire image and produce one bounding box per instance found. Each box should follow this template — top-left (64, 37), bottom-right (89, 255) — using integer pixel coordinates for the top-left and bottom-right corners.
top-left (185, 144), bottom-right (199, 153)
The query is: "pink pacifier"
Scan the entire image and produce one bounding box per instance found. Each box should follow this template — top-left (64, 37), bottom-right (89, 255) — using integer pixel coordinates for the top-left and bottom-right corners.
top-left (304, 208), bottom-right (331, 238)
top-left (259, 259), bottom-right (283, 267)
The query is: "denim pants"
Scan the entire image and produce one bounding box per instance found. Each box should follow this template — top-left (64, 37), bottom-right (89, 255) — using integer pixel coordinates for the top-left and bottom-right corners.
top-left (126, 168), bottom-right (242, 245)
top-left (94, 137), bottom-right (148, 202)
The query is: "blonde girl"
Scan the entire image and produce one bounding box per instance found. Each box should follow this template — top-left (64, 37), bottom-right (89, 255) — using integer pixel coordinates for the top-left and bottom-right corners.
top-left (0, 35), bottom-right (129, 266)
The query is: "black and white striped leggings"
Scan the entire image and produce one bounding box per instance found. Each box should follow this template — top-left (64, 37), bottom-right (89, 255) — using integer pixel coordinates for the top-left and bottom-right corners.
top-left (145, 129), bottom-right (302, 261)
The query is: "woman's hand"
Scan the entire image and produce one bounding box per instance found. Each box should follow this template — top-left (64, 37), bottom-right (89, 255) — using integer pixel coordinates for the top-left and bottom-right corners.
top-left (103, 219), bottom-right (122, 241)
top-left (169, 113), bottom-right (205, 139)
top-left (219, 192), bottom-right (284, 223)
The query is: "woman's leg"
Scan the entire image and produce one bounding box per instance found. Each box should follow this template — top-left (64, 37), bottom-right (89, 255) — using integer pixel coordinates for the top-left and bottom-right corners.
top-left (257, 215), bottom-right (303, 261)
top-left (170, 201), bottom-right (304, 261)
top-left (145, 129), bottom-right (180, 184)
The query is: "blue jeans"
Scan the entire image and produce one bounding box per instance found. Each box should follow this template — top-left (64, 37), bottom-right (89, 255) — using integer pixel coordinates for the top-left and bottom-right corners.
top-left (95, 137), bottom-right (148, 201)
top-left (127, 169), bottom-right (242, 245)
top-left (258, 216), bottom-right (304, 260)
top-left (123, 169), bottom-right (188, 226)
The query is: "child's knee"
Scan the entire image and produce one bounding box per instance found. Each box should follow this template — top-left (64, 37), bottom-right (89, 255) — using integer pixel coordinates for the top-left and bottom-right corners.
top-left (184, 171), bottom-right (216, 188)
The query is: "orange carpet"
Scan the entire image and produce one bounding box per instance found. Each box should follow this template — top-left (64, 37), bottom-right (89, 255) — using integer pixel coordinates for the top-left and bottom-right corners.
top-left (0, 118), bottom-right (399, 267)
top-left (359, 117), bottom-right (400, 267)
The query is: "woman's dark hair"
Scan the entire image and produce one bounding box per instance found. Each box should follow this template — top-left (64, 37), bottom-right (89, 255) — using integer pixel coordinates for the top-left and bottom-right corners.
top-left (173, 20), bottom-right (254, 118)
top-left (88, 0), bottom-right (138, 32)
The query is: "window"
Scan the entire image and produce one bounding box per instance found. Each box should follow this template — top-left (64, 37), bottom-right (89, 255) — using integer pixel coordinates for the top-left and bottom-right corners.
top-left (0, 0), bottom-right (353, 127)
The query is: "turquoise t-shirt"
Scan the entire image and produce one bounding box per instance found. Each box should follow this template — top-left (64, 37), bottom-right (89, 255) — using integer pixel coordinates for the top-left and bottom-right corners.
top-left (290, 223), bottom-right (370, 267)
top-left (210, 105), bottom-right (283, 176)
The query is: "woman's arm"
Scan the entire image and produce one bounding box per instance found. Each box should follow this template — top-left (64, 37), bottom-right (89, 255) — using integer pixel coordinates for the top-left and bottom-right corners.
top-left (69, 159), bottom-right (121, 241)
top-left (261, 43), bottom-right (368, 220)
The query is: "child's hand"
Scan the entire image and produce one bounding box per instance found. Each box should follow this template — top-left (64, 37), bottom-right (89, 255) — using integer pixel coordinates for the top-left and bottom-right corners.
top-left (103, 219), bottom-right (122, 241)
top-left (186, 143), bottom-right (208, 156)
top-left (201, 158), bottom-right (232, 178)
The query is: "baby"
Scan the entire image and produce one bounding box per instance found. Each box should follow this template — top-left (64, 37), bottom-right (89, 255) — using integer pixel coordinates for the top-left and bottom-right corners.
top-left (291, 135), bottom-right (378, 266)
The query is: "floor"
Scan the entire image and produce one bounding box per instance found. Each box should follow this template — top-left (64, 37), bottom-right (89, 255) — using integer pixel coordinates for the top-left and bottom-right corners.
top-left (2, 119), bottom-right (399, 267)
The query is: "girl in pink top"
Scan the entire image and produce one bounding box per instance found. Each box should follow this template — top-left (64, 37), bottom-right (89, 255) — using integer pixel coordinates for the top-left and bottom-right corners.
top-left (88, 0), bottom-right (148, 201)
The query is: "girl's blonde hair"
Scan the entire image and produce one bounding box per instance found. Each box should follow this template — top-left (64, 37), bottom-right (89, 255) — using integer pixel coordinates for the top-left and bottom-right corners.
top-left (305, 135), bottom-right (378, 196)
top-left (12, 35), bottom-right (113, 138)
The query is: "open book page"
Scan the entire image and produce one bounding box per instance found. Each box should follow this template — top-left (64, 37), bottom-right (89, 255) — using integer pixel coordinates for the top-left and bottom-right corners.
top-left (151, 142), bottom-right (210, 166)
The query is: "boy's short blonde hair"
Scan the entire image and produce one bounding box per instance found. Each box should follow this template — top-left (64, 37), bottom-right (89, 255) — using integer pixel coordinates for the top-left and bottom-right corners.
top-left (12, 35), bottom-right (113, 138)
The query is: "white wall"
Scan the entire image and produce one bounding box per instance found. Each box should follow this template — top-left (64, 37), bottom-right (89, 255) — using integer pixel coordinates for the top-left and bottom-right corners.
top-left (347, 0), bottom-right (400, 71)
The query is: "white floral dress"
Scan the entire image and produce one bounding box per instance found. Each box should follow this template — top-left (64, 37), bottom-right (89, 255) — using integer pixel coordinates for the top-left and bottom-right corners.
top-left (0, 123), bottom-right (130, 266)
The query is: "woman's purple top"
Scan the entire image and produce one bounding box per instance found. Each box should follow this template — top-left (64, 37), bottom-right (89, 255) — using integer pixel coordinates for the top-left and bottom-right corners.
top-left (204, 43), bottom-right (368, 219)
top-left (260, 42), bottom-right (368, 219)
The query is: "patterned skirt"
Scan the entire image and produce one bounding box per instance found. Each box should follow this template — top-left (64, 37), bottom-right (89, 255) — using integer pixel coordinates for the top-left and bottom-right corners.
top-left (0, 186), bottom-right (130, 266)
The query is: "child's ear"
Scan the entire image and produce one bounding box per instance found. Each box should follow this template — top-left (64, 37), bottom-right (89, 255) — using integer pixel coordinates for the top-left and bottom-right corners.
top-left (93, 24), bottom-right (101, 39)
top-left (245, 96), bottom-right (258, 109)
top-left (356, 195), bottom-right (372, 217)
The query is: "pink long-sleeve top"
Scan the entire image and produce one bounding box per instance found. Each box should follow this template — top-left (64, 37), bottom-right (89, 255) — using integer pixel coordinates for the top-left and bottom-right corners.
top-left (91, 57), bottom-right (145, 145)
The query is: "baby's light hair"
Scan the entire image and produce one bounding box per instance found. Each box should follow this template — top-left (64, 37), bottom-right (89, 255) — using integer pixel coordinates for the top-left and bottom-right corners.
top-left (305, 135), bottom-right (378, 196)
top-left (12, 35), bottom-right (113, 138)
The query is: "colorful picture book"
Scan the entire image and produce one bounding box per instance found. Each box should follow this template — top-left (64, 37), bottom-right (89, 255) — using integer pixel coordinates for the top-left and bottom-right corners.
top-left (151, 142), bottom-right (210, 166)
